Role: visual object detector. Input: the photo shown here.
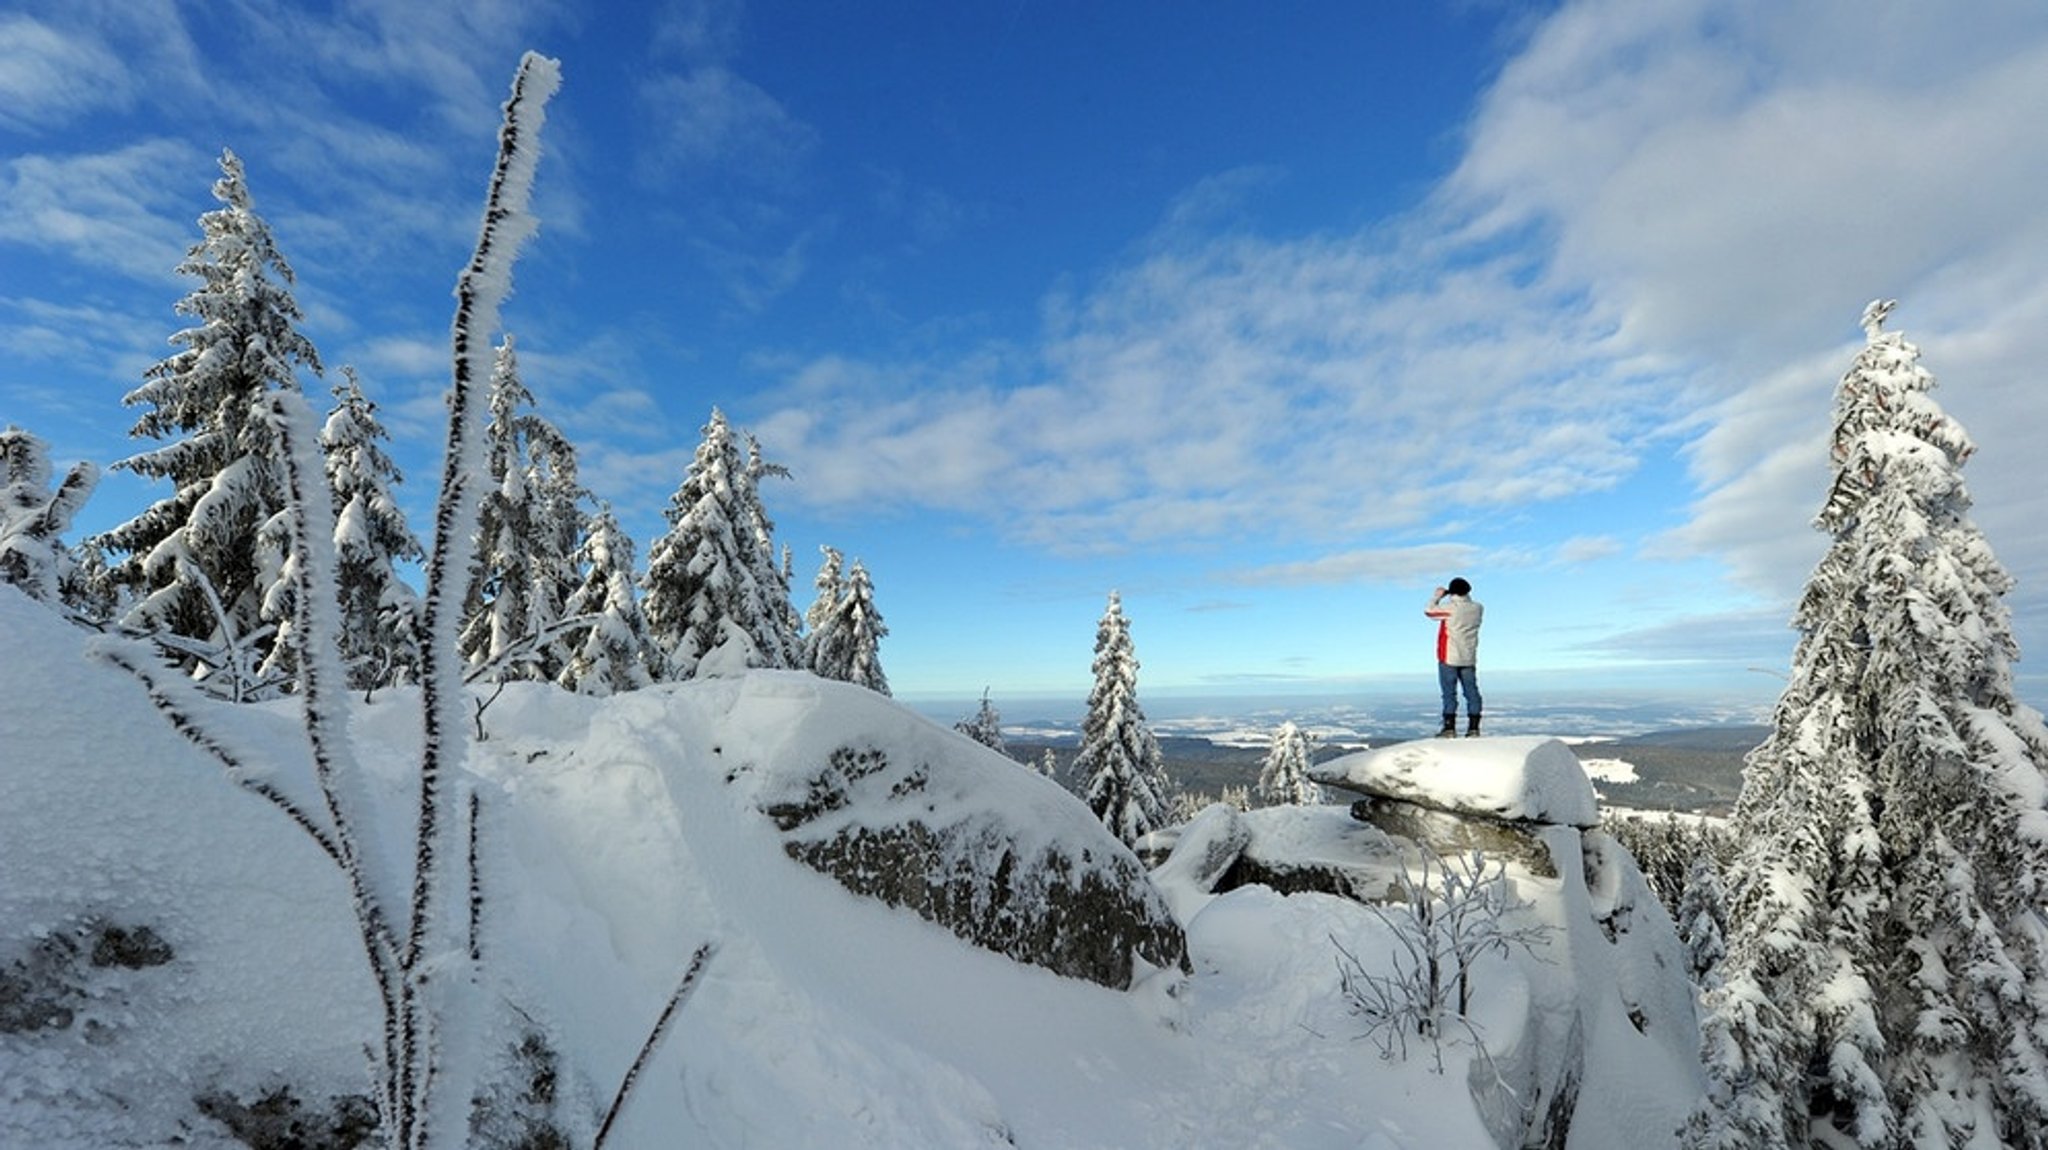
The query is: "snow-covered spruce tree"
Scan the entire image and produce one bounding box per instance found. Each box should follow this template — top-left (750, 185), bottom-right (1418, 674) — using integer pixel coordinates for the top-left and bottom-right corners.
top-left (643, 408), bottom-right (796, 679)
top-left (60, 538), bottom-right (125, 624)
top-left (955, 689), bottom-right (1010, 757)
top-left (1256, 720), bottom-right (1323, 806)
top-left (0, 425), bottom-right (98, 605)
top-left (803, 543), bottom-right (847, 667)
top-left (809, 557), bottom-right (890, 694)
top-left (97, 148), bottom-right (320, 655)
top-left (556, 503), bottom-right (656, 696)
top-left (317, 369), bottom-right (423, 692)
top-left (1686, 302), bottom-right (2048, 1150)
top-left (1675, 854), bottom-right (1728, 990)
top-left (1076, 591), bottom-right (1171, 847)
top-left (457, 336), bottom-right (587, 683)
top-left (744, 434), bottom-right (806, 669)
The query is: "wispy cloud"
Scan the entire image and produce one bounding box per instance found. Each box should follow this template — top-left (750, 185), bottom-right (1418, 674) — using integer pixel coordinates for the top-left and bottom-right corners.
top-left (0, 140), bottom-right (202, 282)
top-left (752, 215), bottom-right (1670, 554)
top-left (0, 13), bottom-right (135, 131)
top-left (1444, 0), bottom-right (2048, 604)
top-left (1226, 545), bottom-right (1484, 589)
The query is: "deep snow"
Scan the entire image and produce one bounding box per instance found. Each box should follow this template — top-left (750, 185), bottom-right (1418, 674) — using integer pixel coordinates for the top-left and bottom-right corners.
top-left (0, 586), bottom-right (1704, 1148)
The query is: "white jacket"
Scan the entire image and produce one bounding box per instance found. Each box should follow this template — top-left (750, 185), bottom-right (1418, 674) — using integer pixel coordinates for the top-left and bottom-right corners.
top-left (1425, 593), bottom-right (1483, 666)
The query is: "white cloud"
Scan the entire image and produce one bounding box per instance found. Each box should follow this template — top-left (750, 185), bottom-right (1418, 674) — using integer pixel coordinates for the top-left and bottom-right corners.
top-left (0, 14), bottom-right (133, 130)
top-left (751, 221), bottom-right (1672, 553)
top-left (1443, 0), bottom-right (2048, 618)
top-left (1225, 545), bottom-right (1484, 589)
top-left (0, 140), bottom-right (203, 281)
top-left (638, 66), bottom-right (815, 177)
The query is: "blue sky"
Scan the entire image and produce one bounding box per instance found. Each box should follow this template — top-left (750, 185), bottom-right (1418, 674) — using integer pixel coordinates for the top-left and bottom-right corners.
top-left (6, 2), bottom-right (2048, 712)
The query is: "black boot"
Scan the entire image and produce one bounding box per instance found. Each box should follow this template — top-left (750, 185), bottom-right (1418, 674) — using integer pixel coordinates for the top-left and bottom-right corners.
top-left (1437, 714), bottom-right (1457, 738)
top-left (1465, 714), bottom-right (1481, 738)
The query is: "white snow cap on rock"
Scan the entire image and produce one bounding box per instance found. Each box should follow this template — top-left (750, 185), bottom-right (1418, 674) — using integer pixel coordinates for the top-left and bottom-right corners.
top-left (1310, 735), bottom-right (1600, 828)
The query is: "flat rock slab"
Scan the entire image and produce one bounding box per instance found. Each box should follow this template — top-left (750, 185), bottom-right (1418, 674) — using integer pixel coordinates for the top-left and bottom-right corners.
top-left (1309, 735), bottom-right (1599, 829)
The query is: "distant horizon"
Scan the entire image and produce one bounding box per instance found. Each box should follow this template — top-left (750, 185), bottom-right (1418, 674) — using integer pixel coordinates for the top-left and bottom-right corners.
top-left (901, 672), bottom-right (1788, 742)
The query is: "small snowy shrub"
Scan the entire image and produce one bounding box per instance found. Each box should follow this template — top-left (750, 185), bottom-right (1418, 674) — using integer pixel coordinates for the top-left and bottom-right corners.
top-left (1334, 846), bottom-right (1552, 1069)
top-left (469, 1030), bottom-right (572, 1150)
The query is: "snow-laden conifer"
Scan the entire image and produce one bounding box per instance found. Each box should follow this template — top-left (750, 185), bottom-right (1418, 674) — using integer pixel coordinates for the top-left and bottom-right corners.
top-left (60, 538), bottom-right (124, 623)
top-left (1686, 302), bottom-right (2048, 1150)
top-left (0, 425), bottom-right (98, 605)
top-left (317, 370), bottom-right (423, 691)
top-left (458, 336), bottom-right (586, 682)
top-left (809, 557), bottom-right (890, 694)
top-left (97, 149), bottom-right (320, 655)
top-left (1256, 721), bottom-right (1323, 806)
top-left (1675, 855), bottom-right (1728, 990)
top-left (557, 503), bottom-right (656, 695)
top-left (643, 408), bottom-right (794, 679)
top-left (956, 689), bottom-right (1010, 758)
top-left (1076, 591), bottom-right (1170, 847)
top-left (804, 544), bottom-right (847, 666)
top-left (744, 434), bottom-right (805, 669)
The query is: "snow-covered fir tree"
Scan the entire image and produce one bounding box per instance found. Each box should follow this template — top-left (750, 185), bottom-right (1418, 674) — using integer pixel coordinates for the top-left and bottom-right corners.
top-left (955, 689), bottom-right (1010, 757)
top-left (1675, 855), bottom-right (1728, 990)
top-left (804, 544), bottom-right (847, 665)
top-left (1036, 747), bottom-right (1061, 779)
top-left (1256, 721), bottom-right (1323, 806)
top-left (745, 434), bottom-right (806, 669)
top-left (96, 149), bottom-right (321, 653)
top-left (1076, 591), bottom-right (1171, 847)
top-left (0, 425), bottom-right (98, 606)
top-left (317, 370), bottom-right (423, 691)
top-left (458, 336), bottom-right (586, 682)
top-left (60, 538), bottom-right (124, 624)
top-left (809, 557), bottom-right (890, 695)
top-left (644, 408), bottom-right (798, 679)
top-left (556, 504), bottom-right (656, 696)
top-left (1686, 302), bottom-right (2048, 1150)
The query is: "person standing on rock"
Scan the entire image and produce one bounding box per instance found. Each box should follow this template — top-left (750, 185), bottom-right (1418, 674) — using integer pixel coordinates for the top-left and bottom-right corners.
top-left (1425, 578), bottom-right (1484, 737)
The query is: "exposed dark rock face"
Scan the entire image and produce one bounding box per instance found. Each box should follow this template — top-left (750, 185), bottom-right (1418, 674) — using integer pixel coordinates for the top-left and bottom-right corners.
top-left (193, 1085), bottom-right (378, 1150)
top-left (762, 743), bottom-right (1189, 989)
top-left (91, 924), bottom-right (174, 969)
top-left (1, 919), bottom-right (174, 1034)
top-left (1346, 797), bottom-right (1562, 879)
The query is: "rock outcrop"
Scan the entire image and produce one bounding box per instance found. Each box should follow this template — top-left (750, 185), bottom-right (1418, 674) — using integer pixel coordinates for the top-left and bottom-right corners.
top-left (1154, 735), bottom-right (1702, 1150)
top-left (732, 676), bottom-right (1190, 990)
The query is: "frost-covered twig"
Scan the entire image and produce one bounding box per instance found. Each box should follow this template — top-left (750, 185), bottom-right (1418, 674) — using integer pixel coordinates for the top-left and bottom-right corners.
top-left (406, 51), bottom-right (562, 1150)
top-left (93, 641), bottom-right (342, 867)
top-left (269, 387), bottom-right (413, 1135)
top-left (593, 942), bottom-right (717, 1150)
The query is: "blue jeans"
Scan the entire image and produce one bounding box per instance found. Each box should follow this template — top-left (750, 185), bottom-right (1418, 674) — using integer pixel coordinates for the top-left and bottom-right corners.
top-left (1438, 663), bottom-right (1481, 718)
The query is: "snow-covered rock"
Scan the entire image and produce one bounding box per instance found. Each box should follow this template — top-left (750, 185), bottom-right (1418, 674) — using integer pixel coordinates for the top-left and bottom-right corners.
top-left (1312, 735), bottom-right (1601, 828)
top-left (721, 673), bottom-right (1190, 988)
top-left (1157, 739), bottom-right (1703, 1150)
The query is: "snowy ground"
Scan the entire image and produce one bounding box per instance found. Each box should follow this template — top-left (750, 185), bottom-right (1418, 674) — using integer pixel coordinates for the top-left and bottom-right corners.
top-left (0, 586), bottom-right (1703, 1148)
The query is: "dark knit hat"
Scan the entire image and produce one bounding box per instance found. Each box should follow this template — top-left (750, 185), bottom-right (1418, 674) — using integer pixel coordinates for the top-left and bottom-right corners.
top-left (1447, 577), bottom-right (1471, 596)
